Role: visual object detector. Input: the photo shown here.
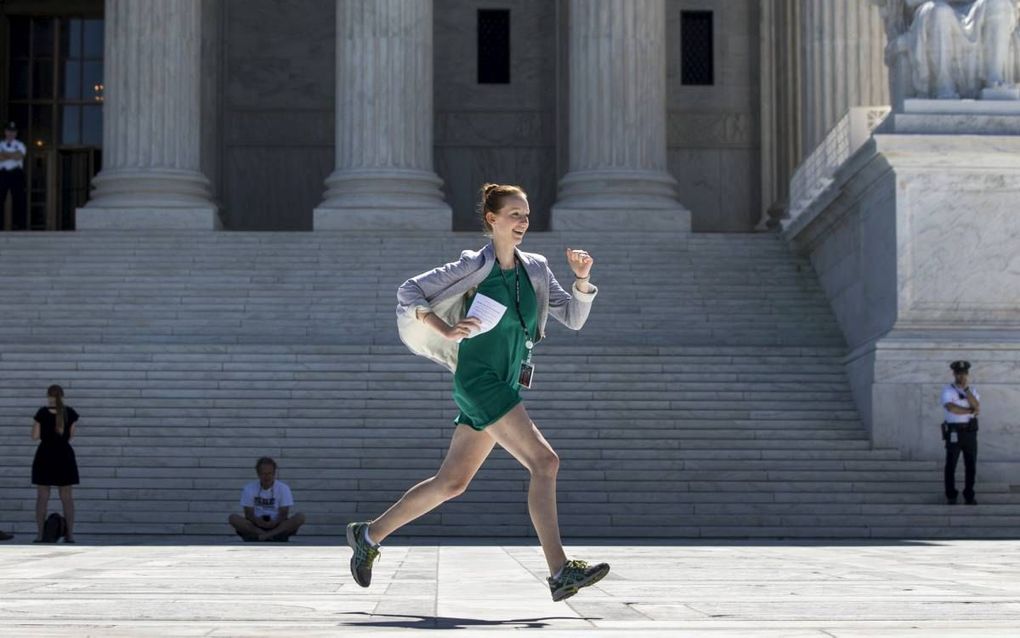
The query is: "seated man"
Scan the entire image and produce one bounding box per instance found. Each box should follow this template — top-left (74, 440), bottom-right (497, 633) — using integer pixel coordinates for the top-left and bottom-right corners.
top-left (228, 456), bottom-right (306, 542)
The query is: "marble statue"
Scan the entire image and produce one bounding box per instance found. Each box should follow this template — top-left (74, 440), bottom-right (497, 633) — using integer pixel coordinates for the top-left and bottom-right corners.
top-left (876, 0), bottom-right (1020, 100)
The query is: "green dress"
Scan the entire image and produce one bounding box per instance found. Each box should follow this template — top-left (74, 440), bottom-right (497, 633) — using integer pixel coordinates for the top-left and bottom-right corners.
top-left (453, 261), bottom-right (539, 430)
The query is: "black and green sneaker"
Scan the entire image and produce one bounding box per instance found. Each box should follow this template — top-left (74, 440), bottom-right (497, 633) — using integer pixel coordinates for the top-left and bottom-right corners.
top-left (548, 559), bottom-right (610, 602)
top-left (346, 521), bottom-right (380, 587)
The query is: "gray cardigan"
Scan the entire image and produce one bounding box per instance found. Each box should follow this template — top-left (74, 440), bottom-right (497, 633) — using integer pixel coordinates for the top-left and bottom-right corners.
top-left (396, 242), bottom-right (598, 372)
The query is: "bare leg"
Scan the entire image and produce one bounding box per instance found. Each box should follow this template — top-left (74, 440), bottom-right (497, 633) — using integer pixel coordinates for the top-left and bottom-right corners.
top-left (35, 486), bottom-right (50, 540)
top-left (485, 403), bottom-right (567, 575)
top-left (261, 512), bottom-right (306, 541)
top-left (228, 514), bottom-right (262, 540)
top-left (368, 424), bottom-right (496, 544)
top-left (58, 486), bottom-right (75, 540)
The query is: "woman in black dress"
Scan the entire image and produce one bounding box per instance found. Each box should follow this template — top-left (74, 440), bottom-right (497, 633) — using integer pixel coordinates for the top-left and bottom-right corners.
top-left (32, 384), bottom-right (80, 542)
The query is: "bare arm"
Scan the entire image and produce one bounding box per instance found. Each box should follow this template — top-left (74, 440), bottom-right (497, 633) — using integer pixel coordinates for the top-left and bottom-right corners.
top-left (276, 506), bottom-right (290, 524)
top-left (944, 403), bottom-right (975, 416)
top-left (547, 251), bottom-right (598, 331)
top-left (416, 308), bottom-right (481, 340)
top-left (243, 506), bottom-right (271, 528)
top-left (964, 389), bottom-right (980, 415)
top-left (31, 420), bottom-right (40, 440)
top-left (416, 309), bottom-right (450, 333)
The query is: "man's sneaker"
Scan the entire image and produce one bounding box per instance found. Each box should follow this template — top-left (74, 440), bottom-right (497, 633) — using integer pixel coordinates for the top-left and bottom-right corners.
top-left (548, 559), bottom-right (610, 602)
top-left (346, 522), bottom-right (380, 587)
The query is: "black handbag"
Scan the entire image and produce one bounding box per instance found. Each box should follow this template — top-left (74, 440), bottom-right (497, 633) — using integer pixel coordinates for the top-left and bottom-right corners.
top-left (41, 512), bottom-right (66, 542)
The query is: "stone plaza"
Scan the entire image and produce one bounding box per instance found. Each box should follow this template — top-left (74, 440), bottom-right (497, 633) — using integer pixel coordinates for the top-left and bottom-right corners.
top-left (2, 539), bottom-right (1020, 636)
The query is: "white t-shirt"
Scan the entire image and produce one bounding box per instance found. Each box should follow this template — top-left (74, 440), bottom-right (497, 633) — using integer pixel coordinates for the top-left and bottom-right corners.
top-left (240, 480), bottom-right (294, 522)
top-left (941, 384), bottom-right (980, 424)
top-left (0, 139), bottom-right (26, 171)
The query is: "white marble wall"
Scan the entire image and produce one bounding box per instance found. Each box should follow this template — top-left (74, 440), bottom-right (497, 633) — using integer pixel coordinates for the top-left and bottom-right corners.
top-left (870, 343), bottom-right (1020, 484)
top-left (220, 0), bottom-right (334, 230)
top-left (666, 0), bottom-right (760, 232)
top-left (786, 130), bottom-right (1020, 483)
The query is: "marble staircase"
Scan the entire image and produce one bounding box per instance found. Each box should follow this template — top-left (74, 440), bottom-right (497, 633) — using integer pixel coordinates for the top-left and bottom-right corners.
top-left (0, 231), bottom-right (1015, 539)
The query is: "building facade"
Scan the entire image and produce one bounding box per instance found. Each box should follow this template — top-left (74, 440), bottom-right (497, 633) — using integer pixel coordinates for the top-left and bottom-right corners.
top-left (2, 0), bottom-right (777, 232)
top-left (4, 0), bottom-right (1020, 524)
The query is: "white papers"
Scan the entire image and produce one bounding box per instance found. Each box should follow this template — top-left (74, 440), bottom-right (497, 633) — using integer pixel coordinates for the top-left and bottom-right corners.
top-left (464, 293), bottom-right (507, 338)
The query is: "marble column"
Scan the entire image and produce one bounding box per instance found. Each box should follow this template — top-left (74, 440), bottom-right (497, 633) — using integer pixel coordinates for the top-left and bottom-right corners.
top-left (799, 0), bottom-right (889, 159)
top-left (314, 0), bottom-right (450, 230)
top-left (551, 0), bottom-right (689, 232)
top-left (758, 0), bottom-right (802, 230)
top-left (77, 0), bottom-right (218, 230)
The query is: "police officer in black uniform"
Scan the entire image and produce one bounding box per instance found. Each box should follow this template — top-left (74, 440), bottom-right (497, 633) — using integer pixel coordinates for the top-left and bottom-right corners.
top-left (0, 121), bottom-right (28, 230)
top-left (941, 360), bottom-right (980, 505)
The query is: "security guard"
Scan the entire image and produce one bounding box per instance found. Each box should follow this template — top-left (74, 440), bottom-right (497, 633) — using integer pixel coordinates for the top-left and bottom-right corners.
top-left (0, 121), bottom-right (28, 230)
top-left (941, 360), bottom-right (980, 505)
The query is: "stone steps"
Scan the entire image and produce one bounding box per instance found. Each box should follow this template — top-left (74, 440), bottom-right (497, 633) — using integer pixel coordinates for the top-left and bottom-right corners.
top-left (0, 231), bottom-right (843, 346)
top-left (0, 230), bottom-right (1012, 539)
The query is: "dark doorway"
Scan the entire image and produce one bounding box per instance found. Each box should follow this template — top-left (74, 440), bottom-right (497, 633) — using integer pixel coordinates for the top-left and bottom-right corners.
top-left (2, 8), bottom-right (103, 230)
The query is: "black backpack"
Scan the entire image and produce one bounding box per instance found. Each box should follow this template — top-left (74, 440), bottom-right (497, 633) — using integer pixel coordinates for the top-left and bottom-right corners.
top-left (42, 513), bottom-right (67, 543)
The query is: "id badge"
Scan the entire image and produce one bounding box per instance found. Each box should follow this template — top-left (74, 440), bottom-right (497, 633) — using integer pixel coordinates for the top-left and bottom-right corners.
top-left (950, 431), bottom-right (958, 443)
top-left (518, 361), bottom-right (534, 389)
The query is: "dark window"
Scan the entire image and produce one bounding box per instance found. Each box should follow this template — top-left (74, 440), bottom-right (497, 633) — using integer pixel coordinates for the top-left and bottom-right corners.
top-left (32, 18), bottom-right (55, 58)
top-left (82, 19), bottom-right (103, 59)
top-left (681, 11), bottom-right (714, 86)
top-left (478, 9), bottom-right (510, 84)
top-left (82, 105), bottom-right (102, 146)
top-left (10, 17), bottom-right (31, 55)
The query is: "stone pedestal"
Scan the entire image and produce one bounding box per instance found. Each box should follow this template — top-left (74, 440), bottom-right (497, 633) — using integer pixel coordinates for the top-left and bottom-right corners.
top-left (78, 0), bottom-right (218, 230)
top-left (314, 0), bottom-right (450, 231)
top-left (551, 0), bottom-right (688, 232)
top-left (851, 334), bottom-right (1020, 486)
top-left (785, 115), bottom-right (1020, 484)
top-left (981, 86), bottom-right (1020, 101)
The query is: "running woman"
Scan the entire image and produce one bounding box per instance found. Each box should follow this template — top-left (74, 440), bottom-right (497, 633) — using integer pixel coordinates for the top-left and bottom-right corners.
top-left (345, 183), bottom-right (609, 602)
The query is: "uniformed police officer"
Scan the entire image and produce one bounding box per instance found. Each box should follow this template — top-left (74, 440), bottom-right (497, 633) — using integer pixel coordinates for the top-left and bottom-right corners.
top-left (941, 360), bottom-right (980, 505)
top-left (0, 121), bottom-right (28, 230)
